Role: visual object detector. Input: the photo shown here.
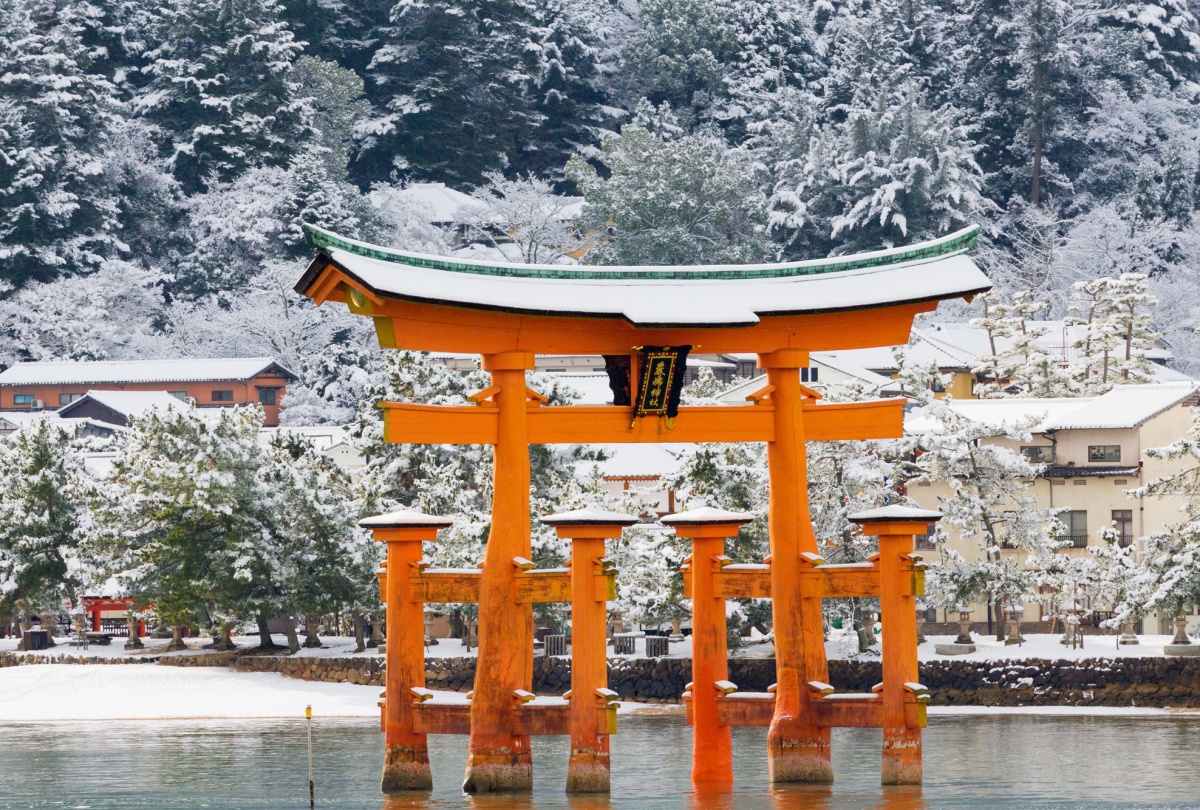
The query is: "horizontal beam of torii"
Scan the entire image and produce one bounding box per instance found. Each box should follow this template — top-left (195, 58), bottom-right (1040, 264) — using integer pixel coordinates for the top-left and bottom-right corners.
top-left (379, 397), bottom-right (905, 445)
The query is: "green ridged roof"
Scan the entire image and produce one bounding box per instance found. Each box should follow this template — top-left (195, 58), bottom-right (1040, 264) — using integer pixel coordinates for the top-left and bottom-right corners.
top-left (303, 223), bottom-right (980, 282)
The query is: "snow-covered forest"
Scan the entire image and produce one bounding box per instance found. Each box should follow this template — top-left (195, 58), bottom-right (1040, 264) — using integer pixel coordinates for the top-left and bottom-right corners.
top-left (7, 0), bottom-right (1200, 391)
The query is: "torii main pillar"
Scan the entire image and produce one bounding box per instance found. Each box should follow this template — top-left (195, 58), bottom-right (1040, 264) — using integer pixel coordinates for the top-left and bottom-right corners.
top-left (759, 350), bottom-right (832, 783)
top-left (463, 351), bottom-right (538, 793)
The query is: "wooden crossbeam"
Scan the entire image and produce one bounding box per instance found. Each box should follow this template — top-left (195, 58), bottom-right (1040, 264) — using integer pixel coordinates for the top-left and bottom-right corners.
top-left (715, 694), bottom-right (775, 727)
top-left (683, 561), bottom-right (924, 599)
top-left (514, 570), bottom-right (572, 604)
top-left (410, 700), bottom-right (614, 736)
top-left (411, 568), bottom-right (601, 604)
top-left (379, 399), bottom-right (905, 447)
top-left (410, 571), bottom-right (481, 604)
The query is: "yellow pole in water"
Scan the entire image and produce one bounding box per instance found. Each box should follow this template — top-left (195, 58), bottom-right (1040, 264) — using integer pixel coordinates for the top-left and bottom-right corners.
top-left (306, 705), bottom-right (314, 808)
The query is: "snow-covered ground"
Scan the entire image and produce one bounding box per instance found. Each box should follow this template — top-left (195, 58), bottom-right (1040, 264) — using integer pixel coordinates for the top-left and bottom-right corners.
top-left (0, 665), bottom-right (378, 721)
top-left (0, 665), bottom-right (654, 721)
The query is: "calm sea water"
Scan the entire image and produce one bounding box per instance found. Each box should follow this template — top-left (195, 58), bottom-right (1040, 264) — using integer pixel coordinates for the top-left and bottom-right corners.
top-left (1, 715), bottom-right (1198, 809)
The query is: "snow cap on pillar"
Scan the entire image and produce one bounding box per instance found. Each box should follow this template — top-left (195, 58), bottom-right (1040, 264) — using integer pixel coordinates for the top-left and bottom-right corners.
top-left (359, 509), bottom-right (455, 530)
top-left (847, 505), bottom-right (943, 524)
top-left (541, 506), bottom-right (641, 526)
top-left (660, 505), bottom-right (755, 526)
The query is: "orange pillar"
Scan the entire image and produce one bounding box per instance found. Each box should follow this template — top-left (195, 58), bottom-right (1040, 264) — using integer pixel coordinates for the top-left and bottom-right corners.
top-left (91, 607), bottom-right (101, 632)
top-left (360, 510), bottom-right (453, 792)
top-left (542, 508), bottom-right (637, 793)
top-left (758, 350), bottom-right (831, 783)
top-left (663, 508), bottom-right (753, 786)
top-left (850, 506), bottom-right (941, 786)
top-left (464, 351), bottom-right (537, 793)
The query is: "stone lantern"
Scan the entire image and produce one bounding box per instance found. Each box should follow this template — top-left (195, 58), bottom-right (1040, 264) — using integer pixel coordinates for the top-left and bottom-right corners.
top-left (934, 606), bottom-right (976, 655)
top-left (125, 607), bottom-right (144, 650)
top-left (1165, 615), bottom-right (1200, 656)
top-left (424, 610), bottom-right (438, 647)
top-left (1004, 605), bottom-right (1024, 646)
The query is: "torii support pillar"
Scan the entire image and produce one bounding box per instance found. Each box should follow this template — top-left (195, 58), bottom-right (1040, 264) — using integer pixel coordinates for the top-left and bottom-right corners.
top-left (758, 349), bottom-right (832, 783)
top-left (849, 506), bottom-right (942, 786)
top-left (360, 509), bottom-right (454, 792)
top-left (663, 507), bottom-right (754, 786)
top-left (464, 351), bottom-right (538, 793)
top-left (542, 507), bottom-right (639, 793)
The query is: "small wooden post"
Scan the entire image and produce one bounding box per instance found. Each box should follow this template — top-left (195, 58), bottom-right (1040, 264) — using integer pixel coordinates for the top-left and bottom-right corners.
top-left (663, 507), bottom-right (754, 786)
top-left (542, 507), bottom-right (638, 793)
top-left (360, 509), bottom-right (453, 792)
top-left (849, 506), bottom-right (941, 786)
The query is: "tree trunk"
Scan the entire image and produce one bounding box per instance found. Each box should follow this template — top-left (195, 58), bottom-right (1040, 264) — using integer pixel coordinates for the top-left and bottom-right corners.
top-left (214, 622), bottom-right (237, 651)
top-left (352, 612), bottom-right (366, 653)
top-left (165, 624), bottom-right (187, 652)
top-left (995, 597), bottom-right (1006, 642)
top-left (279, 613), bottom-right (301, 654)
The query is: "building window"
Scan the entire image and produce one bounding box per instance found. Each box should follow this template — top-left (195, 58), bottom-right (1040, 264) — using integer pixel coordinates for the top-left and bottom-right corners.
top-left (1112, 510), bottom-right (1134, 547)
top-left (212, 390), bottom-right (234, 402)
top-left (169, 391), bottom-right (188, 401)
top-left (800, 367), bottom-right (819, 383)
top-left (1021, 445), bottom-right (1054, 463)
top-left (13, 393), bottom-right (34, 406)
top-left (257, 388), bottom-right (278, 406)
top-left (58, 393), bottom-right (83, 406)
top-left (915, 523), bottom-right (938, 551)
top-left (1088, 445), bottom-right (1121, 462)
top-left (930, 377), bottom-right (946, 393)
top-left (1062, 510), bottom-right (1088, 548)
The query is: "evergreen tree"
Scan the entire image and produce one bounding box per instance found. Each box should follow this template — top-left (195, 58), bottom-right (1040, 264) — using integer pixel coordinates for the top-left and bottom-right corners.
top-left (0, 418), bottom-right (97, 626)
top-left (0, 0), bottom-right (124, 286)
top-left (356, 0), bottom-right (544, 188)
top-left (566, 125), bottom-right (768, 265)
top-left (137, 0), bottom-right (308, 194)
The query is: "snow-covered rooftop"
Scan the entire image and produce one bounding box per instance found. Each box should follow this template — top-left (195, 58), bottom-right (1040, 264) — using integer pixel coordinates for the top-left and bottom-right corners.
top-left (299, 225), bottom-right (991, 328)
top-left (393, 182), bottom-right (485, 223)
top-left (0, 357), bottom-right (296, 386)
top-left (661, 506), bottom-right (755, 525)
top-left (909, 382), bottom-right (1199, 433)
top-left (60, 390), bottom-right (186, 420)
top-left (547, 372), bottom-right (614, 405)
top-left (823, 327), bottom-right (977, 372)
top-left (576, 444), bottom-right (692, 479)
top-left (541, 506), bottom-right (640, 526)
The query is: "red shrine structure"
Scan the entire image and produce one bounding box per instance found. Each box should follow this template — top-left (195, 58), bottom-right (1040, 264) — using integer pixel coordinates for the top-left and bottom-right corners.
top-left (297, 223), bottom-right (990, 793)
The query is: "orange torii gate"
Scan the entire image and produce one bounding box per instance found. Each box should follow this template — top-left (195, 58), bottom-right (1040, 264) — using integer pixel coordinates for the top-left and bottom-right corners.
top-left (296, 223), bottom-right (990, 793)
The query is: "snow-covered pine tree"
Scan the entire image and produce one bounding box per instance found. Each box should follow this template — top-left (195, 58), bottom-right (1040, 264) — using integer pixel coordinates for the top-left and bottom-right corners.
top-left (355, 0), bottom-right (544, 188)
top-left (1067, 274), bottom-right (1159, 392)
top-left (0, 0), bottom-right (125, 286)
top-left (260, 430), bottom-right (378, 652)
top-left (513, 0), bottom-right (605, 180)
top-left (100, 404), bottom-right (273, 647)
top-left (0, 418), bottom-right (98, 635)
top-left (617, 0), bottom-right (736, 130)
top-left (137, 0), bottom-right (308, 194)
top-left (910, 376), bottom-right (1061, 640)
top-left (566, 125), bottom-right (768, 265)
top-left (1105, 409), bottom-right (1200, 634)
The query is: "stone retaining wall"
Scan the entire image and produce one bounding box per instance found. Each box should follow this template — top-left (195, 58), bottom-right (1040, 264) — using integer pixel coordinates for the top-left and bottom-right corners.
top-left (0, 651), bottom-right (155, 667)
top-left (11, 650), bottom-right (1200, 708)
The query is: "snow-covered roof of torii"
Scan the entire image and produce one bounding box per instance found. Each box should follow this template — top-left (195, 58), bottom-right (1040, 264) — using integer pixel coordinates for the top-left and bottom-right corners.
top-left (297, 224), bottom-right (991, 328)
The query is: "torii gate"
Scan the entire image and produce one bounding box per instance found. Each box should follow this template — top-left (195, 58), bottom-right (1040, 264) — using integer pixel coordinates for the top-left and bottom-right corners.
top-left (296, 223), bottom-right (990, 794)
